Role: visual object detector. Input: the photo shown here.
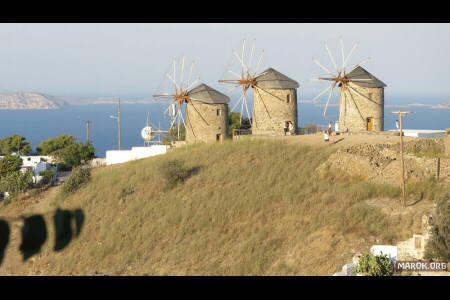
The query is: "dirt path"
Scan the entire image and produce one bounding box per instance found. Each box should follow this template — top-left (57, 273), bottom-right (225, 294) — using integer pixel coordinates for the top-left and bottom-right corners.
top-left (276, 132), bottom-right (420, 149)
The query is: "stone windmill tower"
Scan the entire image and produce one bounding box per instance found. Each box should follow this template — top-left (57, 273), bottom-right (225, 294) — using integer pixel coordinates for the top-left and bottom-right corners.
top-left (252, 68), bottom-right (299, 135)
top-left (153, 57), bottom-right (228, 144)
top-left (185, 83), bottom-right (230, 143)
top-left (339, 66), bottom-right (386, 132)
top-left (312, 37), bottom-right (386, 132)
top-left (218, 39), bottom-right (299, 135)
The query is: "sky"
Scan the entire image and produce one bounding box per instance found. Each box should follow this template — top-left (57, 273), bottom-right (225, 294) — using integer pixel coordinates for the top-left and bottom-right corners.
top-left (0, 23), bottom-right (449, 104)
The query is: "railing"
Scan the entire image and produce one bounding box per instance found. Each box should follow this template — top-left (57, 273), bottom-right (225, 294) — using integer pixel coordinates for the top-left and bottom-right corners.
top-left (232, 129), bottom-right (252, 137)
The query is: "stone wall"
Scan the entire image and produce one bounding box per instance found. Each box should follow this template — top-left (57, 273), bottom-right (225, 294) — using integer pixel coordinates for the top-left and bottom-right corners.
top-left (339, 82), bottom-right (384, 132)
top-left (252, 87), bottom-right (297, 136)
top-left (185, 101), bottom-right (228, 144)
top-left (317, 139), bottom-right (450, 186)
top-left (397, 215), bottom-right (432, 260)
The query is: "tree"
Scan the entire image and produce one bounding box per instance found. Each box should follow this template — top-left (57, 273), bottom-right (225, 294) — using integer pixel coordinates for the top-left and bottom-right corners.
top-left (36, 135), bottom-right (95, 170)
top-left (163, 126), bottom-right (186, 145)
top-left (0, 134), bottom-right (32, 155)
top-left (0, 154), bottom-right (23, 178)
top-left (54, 142), bottom-right (96, 170)
top-left (425, 193), bottom-right (450, 261)
top-left (228, 112), bottom-right (251, 137)
top-left (36, 135), bottom-right (77, 155)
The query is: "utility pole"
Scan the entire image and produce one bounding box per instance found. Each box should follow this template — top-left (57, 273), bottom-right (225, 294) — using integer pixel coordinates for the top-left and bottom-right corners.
top-left (391, 110), bottom-right (414, 207)
top-left (109, 97), bottom-right (122, 150)
top-left (118, 97), bottom-right (121, 150)
top-left (86, 120), bottom-right (90, 144)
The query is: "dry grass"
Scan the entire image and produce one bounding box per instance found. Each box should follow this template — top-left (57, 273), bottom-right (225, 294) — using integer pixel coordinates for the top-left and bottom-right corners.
top-left (0, 139), bottom-right (443, 275)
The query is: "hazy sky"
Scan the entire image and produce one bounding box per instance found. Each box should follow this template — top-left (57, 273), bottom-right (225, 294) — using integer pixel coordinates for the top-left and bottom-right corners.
top-left (0, 23), bottom-right (449, 103)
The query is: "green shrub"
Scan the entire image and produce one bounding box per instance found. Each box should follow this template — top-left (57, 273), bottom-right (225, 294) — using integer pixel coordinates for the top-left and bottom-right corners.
top-left (160, 159), bottom-right (189, 190)
top-left (0, 170), bottom-right (34, 198)
top-left (424, 193), bottom-right (450, 261)
top-left (355, 253), bottom-right (394, 276)
top-left (39, 170), bottom-right (56, 185)
top-left (62, 167), bottom-right (91, 194)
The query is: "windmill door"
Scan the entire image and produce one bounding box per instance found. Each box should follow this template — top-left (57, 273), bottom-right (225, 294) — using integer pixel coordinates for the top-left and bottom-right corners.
top-left (216, 134), bottom-right (222, 143)
top-left (367, 117), bottom-right (374, 131)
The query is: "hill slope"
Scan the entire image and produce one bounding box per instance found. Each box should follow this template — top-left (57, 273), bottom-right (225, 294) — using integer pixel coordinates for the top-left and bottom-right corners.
top-left (0, 92), bottom-right (69, 110)
top-left (0, 139), bottom-right (441, 275)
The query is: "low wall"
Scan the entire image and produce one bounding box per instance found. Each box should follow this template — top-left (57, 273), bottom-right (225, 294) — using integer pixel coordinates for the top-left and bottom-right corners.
top-left (105, 146), bottom-right (167, 165)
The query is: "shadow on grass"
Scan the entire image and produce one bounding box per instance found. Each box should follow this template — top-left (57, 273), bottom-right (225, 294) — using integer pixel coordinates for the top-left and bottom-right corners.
top-left (407, 192), bottom-right (424, 207)
top-left (0, 208), bottom-right (85, 267)
top-left (331, 138), bottom-right (345, 145)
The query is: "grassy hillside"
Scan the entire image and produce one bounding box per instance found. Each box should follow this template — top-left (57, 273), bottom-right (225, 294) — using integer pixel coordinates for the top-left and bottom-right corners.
top-left (0, 139), bottom-right (444, 275)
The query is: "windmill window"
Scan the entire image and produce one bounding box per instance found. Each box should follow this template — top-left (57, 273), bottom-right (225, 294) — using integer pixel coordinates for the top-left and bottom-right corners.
top-left (287, 94), bottom-right (291, 103)
top-left (217, 109), bottom-right (222, 116)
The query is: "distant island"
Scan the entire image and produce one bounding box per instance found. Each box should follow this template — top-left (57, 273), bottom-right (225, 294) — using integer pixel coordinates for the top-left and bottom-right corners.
top-left (430, 101), bottom-right (450, 109)
top-left (0, 92), bottom-right (162, 110)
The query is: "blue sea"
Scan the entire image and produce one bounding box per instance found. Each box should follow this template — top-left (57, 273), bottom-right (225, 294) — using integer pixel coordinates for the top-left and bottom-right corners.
top-left (0, 102), bottom-right (448, 158)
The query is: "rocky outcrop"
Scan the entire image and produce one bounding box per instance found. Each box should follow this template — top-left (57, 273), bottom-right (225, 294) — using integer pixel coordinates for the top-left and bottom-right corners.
top-left (317, 139), bottom-right (450, 186)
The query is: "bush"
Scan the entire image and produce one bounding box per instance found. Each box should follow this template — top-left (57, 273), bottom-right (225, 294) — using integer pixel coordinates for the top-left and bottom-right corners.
top-left (354, 253), bottom-right (394, 276)
top-left (228, 112), bottom-right (251, 137)
top-left (424, 193), bottom-right (450, 261)
top-left (39, 170), bottom-right (56, 185)
top-left (62, 167), bottom-right (91, 194)
top-left (0, 170), bottom-right (34, 198)
top-left (160, 159), bottom-right (189, 190)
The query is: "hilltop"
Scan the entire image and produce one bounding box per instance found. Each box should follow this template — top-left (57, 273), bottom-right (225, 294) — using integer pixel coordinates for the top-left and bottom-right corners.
top-left (0, 138), bottom-right (446, 275)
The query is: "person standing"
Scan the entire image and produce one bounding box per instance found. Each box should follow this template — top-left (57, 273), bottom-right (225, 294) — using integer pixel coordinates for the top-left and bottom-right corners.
top-left (288, 121), bottom-right (294, 136)
top-left (324, 130), bottom-right (329, 143)
top-left (328, 122), bottom-right (333, 136)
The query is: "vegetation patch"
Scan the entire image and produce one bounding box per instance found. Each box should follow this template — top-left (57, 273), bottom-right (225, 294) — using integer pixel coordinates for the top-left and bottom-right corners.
top-left (354, 253), bottom-right (394, 276)
top-left (425, 193), bottom-right (450, 261)
top-left (61, 167), bottom-right (91, 195)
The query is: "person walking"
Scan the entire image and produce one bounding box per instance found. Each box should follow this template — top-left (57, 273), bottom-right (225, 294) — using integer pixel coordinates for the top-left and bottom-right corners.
top-left (328, 122), bottom-right (333, 136)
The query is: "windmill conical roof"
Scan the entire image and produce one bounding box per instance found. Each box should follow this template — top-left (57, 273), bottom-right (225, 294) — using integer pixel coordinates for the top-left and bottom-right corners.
top-left (255, 68), bottom-right (299, 89)
top-left (187, 83), bottom-right (230, 104)
top-left (347, 66), bottom-right (387, 88)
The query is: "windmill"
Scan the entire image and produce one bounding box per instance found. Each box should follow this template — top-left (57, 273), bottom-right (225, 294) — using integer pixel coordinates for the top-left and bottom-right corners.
top-left (219, 39), bottom-right (290, 126)
top-left (219, 39), bottom-right (299, 135)
top-left (152, 56), bottom-right (210, 141)
top-left (311, 36), bottom-right (386, 132)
